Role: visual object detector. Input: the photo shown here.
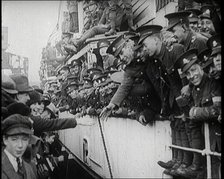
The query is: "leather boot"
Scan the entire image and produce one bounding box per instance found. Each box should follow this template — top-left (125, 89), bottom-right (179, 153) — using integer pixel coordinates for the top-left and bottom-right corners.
top-left (157, 159), bottom-right (176, 169)
top-left (177, 163), bottom-right (202, 178)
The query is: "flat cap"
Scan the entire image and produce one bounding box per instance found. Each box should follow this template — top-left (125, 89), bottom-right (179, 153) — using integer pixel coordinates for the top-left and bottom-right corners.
top-left (6, 102), bottom-right (31, 117)
top-left (174, 48), bottom-right (198, 73)
top-left (2, 114), bottom-right (33, 135)
top-left (136, 25), bottom-right (163, 44)
top-left (2, 75), bottom-right (18, 94)
top-left (164, 11), bottom-right (191, 31)
top-left (10, 74), bottom-right (33, 93)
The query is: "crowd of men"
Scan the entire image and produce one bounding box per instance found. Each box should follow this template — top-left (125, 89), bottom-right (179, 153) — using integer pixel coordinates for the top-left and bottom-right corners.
top-left (2, 0), bottom-right (221, 178)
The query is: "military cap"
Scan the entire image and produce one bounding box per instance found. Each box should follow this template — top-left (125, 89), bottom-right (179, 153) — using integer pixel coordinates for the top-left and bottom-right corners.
top-left (83, 77), bottom-right (93, 89)
top-left (105, 65), bottom-right (117, 72)
top-left (164, 11), bottom-right (191, 31)
top-left (66, 81), bottom-right (80, 89)
top-left (207, 34), bottom-right (221, 56)
top-left (185, 8), bottom-right (202, 23)
top-left (174, 48), bottom-right (198, 73)
top-left (10, 74), bottom-right (33, 93)
top-left (199, 4), bottom-right (214, 20)
top-left (124, 31), bottom-right (140, 43)
top-left (106, 35), bottom-right (127, 57)
top-left (136, 25), bottom-right (163, 44)
top-left (67, 74), bottom-right (79, 83)
top-left (197, 48), bottom-right (213, 69)
top-left (2, 75), bottom-right (18, 94)
top-left (2, 114), bottom-right (33, 135)
top-left (104, 69), bottom-right (118, 77)
top-left (87, 67), bottom-right (103, 79)
top-left (97, 39), bottom-right (110, 49)
top-left (93, 74), bottom-right (108, 87)
top-left (70, 59), bottom-right (82, 67)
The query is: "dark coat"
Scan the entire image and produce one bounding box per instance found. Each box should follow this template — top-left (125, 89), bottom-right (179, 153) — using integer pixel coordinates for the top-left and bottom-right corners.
top-left (2, 151), bottom-right (37, 179)
top-left (30, 115), bottom-right (77, 136)
top-left (191, 74), bottom-right (221, 152)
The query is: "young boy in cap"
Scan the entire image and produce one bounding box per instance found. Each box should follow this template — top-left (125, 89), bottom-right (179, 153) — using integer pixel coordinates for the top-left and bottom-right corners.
top-left (2, 114), bottom-right (37, 179)
top-left (174, 48), bottom-right (221, 178)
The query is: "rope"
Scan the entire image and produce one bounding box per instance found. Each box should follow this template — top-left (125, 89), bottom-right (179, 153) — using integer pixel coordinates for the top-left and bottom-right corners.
top-left (97, 116), bottom-right (113, 179)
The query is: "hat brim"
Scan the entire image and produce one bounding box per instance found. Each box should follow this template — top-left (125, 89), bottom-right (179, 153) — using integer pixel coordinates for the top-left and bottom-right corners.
top-left (138, 31), bottom-right (153, 44)
top-left (19, 86), bottom-right (33, 93)
top-left (2, 88), bottom-right (18, 94)
top-left (166, 21), bottom-right (180, 32)
top-left (29, 135), bottom-right (41, 145)
top-left (202, 58), bottom-right (213, 69)
top-left (182, 58), bottom-right (198, 73)
top-left (211, 47), bottom-right (221, 56)
top-left (6, 127), bottom-right (33, 135)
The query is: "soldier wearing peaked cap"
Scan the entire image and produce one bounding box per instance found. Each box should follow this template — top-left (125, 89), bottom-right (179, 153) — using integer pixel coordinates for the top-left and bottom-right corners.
top-left (184, 8), bottom-right (202, 33)
top-left (100, 28), bottom-right (162, 125)
top-left (165, 11), bottom-right (207, 54)
top-left (207, 34), bottom-right (221, 79)
top-left (97, 39), bottom-right (117, 71)
top-left (197, 48), bottom-right (214, 75)
top-left (174, 48), bottom-right (221, 179)
top-left (136, 25), bottom-right (195, 174)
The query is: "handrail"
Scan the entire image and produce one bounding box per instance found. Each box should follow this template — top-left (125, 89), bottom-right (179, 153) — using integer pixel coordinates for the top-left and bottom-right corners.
top-left (169, 122), bottom-right (221, 179)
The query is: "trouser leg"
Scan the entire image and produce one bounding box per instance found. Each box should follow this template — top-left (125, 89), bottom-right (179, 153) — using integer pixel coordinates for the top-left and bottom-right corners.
top-left (105, 1), bottom-right (118, 36)
top-left (123, 0), bottom-right (136, 31)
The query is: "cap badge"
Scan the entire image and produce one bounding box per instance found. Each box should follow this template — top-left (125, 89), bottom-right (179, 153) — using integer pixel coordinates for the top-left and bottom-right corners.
top-left (205, 9), bottom-right (210, 15)
top-left (213, 40), bottom-right (218, 47)
top-left (183, 58), bottom-right (190, 64)
top-left (112, 47), bottom-right (116, 52)
top-left (189, 13), bottom-right (193, 18)
top-left (204, 55), bottom-right (208, 61)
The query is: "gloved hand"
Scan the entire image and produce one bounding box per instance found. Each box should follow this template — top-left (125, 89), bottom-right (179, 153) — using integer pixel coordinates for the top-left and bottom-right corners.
top-left (99, 103), bottom-right (116, 121)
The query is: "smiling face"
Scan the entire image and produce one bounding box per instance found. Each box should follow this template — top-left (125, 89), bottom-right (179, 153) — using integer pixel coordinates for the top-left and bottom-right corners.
top-left (185, 64), bottom-right (204, 86)
top-left (4, 134), bottom-right (30, 158)
top-left (119, 40), bottom-right (135, 65)
top-left (201, 18), bottom-right (215, 35)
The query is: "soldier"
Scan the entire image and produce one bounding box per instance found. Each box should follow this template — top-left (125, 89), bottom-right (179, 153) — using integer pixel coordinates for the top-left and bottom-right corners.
top-left (71, 0), bottom-right (124, 50)
top-left (165, 11), bottom-right (207, 54)
top-left (2, 114), bottom-right (37, 179)
top-left (199, 4), bottom-right (217, 38)
top-left (100, 30), bottom-right (162, 125)
top-left (105, 0), bottom-right (136, 36)
top-left (174, 48), bottom-right (221, 178)
top-left (207, 34), bottom-right (221, 79)
top-left (185, 8), bottom-right (202, 33)
top-left (69, 59), bottom-right (82, 78)
top-left (96, 39), bottom-right (117, 70)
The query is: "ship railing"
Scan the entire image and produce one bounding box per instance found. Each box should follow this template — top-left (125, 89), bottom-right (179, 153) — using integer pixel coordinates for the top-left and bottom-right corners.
top-left (169, 122), bottom-right (221, 179)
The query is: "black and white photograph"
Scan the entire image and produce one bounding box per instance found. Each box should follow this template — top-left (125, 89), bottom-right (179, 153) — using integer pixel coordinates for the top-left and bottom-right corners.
top-left (2, 0), bottom-right (221, 178)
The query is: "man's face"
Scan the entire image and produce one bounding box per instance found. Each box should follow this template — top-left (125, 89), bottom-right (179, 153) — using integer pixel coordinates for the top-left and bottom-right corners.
top-left (189, 22), bottom-right (199, 32)
top-left (41, 110), bottom-right (51, 119)
top-left (142, 36), bottom-right (158, 57)
top-left (119, 42), bottom-right (135, 65)
top-left (201, 18), bottom-right (215, 35)
top-left (99, 47), bottom-right (108, 57)
top-left (213, 53), bottom-right (221, 71)
top-left (4, 134), bottom-right (30, 158)
top-left (70, 65), bottom-right (80, 75)
top-left (30, 102), bottom-right (44, 116)
top-left (17, 93), bottom-right (30, 105)
top-left (185, 64), bottom-right (204, 86)
top-left (171, 25), bottom-right (186, 44)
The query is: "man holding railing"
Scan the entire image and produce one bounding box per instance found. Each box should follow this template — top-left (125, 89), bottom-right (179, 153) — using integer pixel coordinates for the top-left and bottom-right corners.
top-left (173, 48), bottom-right (221, 178)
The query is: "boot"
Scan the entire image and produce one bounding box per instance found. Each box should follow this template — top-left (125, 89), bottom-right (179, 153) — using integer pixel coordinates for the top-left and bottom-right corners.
top-left (157, 159), bottom-right (176, 169)
top-left (177, 164), bottom-right (202, 178)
